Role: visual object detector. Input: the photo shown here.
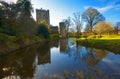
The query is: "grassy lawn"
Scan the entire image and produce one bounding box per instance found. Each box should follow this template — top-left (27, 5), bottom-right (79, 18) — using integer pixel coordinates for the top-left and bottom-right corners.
top-left (77, 35), bottom-right (120, 53)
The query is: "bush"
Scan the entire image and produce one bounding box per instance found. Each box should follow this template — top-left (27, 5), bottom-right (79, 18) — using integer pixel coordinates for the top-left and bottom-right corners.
top-left (50, 34), bottom-right (59, 38)
top-left (36, 22), bottom-right (50, 39)
top-left (0, 26), bottom-right (20, 36)
top-left (0, 33), bottom-right (9, 41)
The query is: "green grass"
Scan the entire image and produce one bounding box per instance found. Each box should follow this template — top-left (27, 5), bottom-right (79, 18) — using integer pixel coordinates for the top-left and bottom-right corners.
top-left (50, 34), bottom-right (60, 38)
top-left (77, 35), bottom-right (120, 53)
top-left (0, 33), bottom-right (45, 55)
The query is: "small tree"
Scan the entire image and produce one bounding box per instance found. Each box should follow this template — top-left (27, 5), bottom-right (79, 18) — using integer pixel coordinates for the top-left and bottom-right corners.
top-left (114, 22), bottom-right (120, 35)
top-left (63, 17), bottom-right (71, 38)
top-left (36, 21), bottom-right (50, 39)
top-left (94, 21), bottom-right (113, 36)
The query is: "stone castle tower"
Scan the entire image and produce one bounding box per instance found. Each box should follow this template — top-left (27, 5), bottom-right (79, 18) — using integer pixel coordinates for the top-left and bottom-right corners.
top-left (36, 8), bottom-right (50, 25)
top-left (59, 22), bottom-right (66, 37)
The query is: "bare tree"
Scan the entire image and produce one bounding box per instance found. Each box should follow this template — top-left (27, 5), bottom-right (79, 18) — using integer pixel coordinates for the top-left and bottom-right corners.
top-left (73, 12), bottom-right (82, 38)
top-left (82, 7), bottom-right (105, 33)
top-left (84, 23), bottom-right (91, 33)
top-left (63, 17), bottom-right (71, 38)
top-left (69, 28), bottom-right (76, 36)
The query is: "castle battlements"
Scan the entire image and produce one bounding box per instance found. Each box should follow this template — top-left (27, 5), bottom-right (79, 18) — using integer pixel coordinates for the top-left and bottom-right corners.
top-left (36, 8), bottom-right (50, 25)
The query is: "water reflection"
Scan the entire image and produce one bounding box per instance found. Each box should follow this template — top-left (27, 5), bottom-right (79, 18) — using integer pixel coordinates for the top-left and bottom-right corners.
top-left (37, 41), bottom-right (51, 65)
top-left (0, 41), bottom-right (51, 79)
top-left (0, 45), bottom-right (37, 79)
top-left (50, 38), bottom-right (59, 48)
top-left (82, 47), bottom-right (108, 66)
top-left (0, 38), bottom-right (120, 79)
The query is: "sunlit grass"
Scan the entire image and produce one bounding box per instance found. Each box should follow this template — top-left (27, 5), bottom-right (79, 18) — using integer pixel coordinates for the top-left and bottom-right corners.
top-left (80, 35), bottom-right (120, 40)
top-left (77, 35), bottom-right (120, 53)
top-left (97, 35), bottom-right (120, 39)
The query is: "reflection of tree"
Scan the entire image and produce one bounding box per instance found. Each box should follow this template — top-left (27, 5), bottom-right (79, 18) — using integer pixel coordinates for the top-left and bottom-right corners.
top-left (60, 39), bottom-right (69, 53)
top-left (50, 38), bottom-right (59, 48)
top-left (94, 49), bottom-right (108, 60)
top-left (74, 42), bottom-right (82, 61)
top-left (37, 41), bottom-right (51, 65)
top-left (0, 43), bottom-right (42, 79)
top-left (82, 47), bottom-right (108, 66)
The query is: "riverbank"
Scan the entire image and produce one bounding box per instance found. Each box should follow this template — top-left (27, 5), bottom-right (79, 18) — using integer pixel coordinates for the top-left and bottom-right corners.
top-left (77, 36), bottom-right (120, 53)
top-left (0, 33), bottom-right (61, 55)
top-left (0, 33), bottom-right (47, 55)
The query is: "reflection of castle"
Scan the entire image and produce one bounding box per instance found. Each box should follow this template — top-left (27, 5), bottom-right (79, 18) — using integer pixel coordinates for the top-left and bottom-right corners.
top-left (60, 39), bottom-right (68, 53)
top-left (36, 8), bottom-right (50, 25)
top-left (37, 42), bottom-right (51, 65)
top-left (50, 38), bottom-right (59, 48)
top-left (38, 51), bottom-right (51, 65)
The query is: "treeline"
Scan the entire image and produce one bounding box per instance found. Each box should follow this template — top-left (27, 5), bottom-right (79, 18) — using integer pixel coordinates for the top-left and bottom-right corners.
top-left (93, 21), bottom-right (120, 36)
top-left (0, 0), bottom-right (50, 54)
top-left (0, 0), bottom-right (35, 36)
top-left (63, 7), bottom-right (120, 37)
top-left (0, 0), bottom-right (51, 38)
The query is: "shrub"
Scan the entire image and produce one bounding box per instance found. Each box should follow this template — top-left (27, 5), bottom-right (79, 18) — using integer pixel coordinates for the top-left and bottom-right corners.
top-left (0, 26), bottom-right (20, 36)
top-left (36, 22), bottom-right (50, 39)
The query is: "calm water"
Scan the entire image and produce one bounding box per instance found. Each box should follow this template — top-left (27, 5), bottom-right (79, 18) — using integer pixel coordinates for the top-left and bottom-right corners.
top-left (0, 38), bottom-right (120, 79)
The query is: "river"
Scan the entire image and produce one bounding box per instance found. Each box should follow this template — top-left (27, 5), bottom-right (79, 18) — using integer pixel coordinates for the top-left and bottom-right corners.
top-left (0, 38), bottom-right (120, 79)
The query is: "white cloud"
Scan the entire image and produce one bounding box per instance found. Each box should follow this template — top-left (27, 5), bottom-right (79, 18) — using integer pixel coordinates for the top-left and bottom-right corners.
top-left (84, 5), bottom-right (113, 13)
top-left (84, 4), bottom-right (120, 13)
top-left (95, 5), bottom-right (113, 13)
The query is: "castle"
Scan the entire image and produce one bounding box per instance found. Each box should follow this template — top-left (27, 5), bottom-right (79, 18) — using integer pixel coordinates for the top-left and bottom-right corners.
top-left (59, 22), bottom-right (66, 37)
top-left (36, 8), bottom-right (67, 36)
top-left (36, 8), bottom-right (50, 25)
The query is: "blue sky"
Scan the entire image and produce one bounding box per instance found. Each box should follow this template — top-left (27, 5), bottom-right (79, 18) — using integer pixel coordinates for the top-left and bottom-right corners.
top-left (9, 0), bottom-right (120, 26)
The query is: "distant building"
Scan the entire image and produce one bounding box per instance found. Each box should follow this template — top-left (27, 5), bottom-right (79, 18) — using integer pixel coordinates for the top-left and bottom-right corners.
top-left (36, 8), bottom-right (50, 25)
top-left (50, 26), bottom-right (59, 34)
top-left (59, 22), bottom-right (66, 37)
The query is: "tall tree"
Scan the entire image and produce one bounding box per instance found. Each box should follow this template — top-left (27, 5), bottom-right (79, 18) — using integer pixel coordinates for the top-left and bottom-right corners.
top-left (0, 1), bottom-right (16, 26)
top-left (73, 12), bottom-right (82, 38)
top-left (114, 22), bottom-right (120, 35)
top-left (84, 23), bottom-right (91, 32)
top-left (17, 0), bottom-right (33, 17)
top-left (0, 0), bottom-right (36, 36)
top-left (16, 0), bottom-right (35, 36)
top-left (63, 17), bottom-right (71, 38)
top-left (82, 7), bottom-right (105, 33)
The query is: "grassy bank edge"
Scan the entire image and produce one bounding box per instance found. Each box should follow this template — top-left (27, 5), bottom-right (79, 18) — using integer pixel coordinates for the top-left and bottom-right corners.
top-left (77, 38), bottom-right (120, 54)
top-left (0, 33), bottom-right (48, 55)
